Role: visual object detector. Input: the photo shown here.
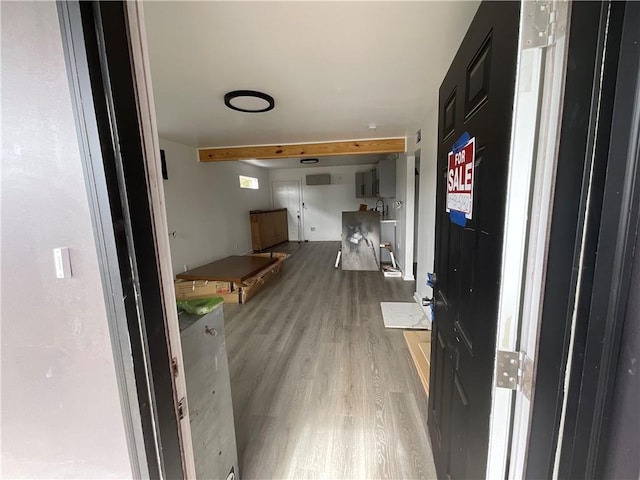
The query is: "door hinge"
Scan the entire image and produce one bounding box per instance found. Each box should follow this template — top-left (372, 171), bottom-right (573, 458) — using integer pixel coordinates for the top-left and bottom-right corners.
top-left (177, 397), bottom-right (186, 420)
top-left (171, 356), bottom-right (179, 378)
top-left (522, 0), bottom-right (567, 50)
top-left (496, 350), bottom-right (533, 400)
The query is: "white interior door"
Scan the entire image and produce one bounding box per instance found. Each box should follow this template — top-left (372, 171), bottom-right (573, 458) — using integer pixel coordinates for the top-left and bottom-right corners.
top-left (272, 180), bottom-right (302, 241)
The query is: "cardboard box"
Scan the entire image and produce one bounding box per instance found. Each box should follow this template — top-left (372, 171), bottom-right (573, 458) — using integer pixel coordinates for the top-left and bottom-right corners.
top-left (242, 257), bottom-right (285, 303)
top-left (248, 252), bottom-right (289, 262)
top-left (174, 279), bottom-right (234, 300)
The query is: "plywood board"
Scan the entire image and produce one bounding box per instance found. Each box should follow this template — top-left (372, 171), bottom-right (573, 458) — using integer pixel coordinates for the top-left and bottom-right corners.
top-left (403, 330), bottom-right (432, 397)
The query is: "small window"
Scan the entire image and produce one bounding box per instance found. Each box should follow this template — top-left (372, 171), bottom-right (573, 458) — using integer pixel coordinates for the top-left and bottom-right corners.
top-left (239, 175), bottom-right (259, 189)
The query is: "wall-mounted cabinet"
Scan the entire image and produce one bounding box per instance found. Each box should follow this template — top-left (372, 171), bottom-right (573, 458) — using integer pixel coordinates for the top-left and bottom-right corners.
top-left (372, 168), bottom-right (379, 197)
top-left (355, 172), bottom-right (365, 198)
top-left (356, 156), bottom-right (396, 199)
top-left (376, 157), bottom-right (396, 198)
top-left (355, 170), bottom-right (374, 198)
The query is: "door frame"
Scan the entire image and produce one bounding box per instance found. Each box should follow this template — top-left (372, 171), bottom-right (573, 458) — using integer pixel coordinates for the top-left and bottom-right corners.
top-left (57, 1), bottom-right (196, 477)
top-left (503, 3), bottom-right (573, 477)
top-left (553, 2), bottom-right (640, 477)
top-left (401, 153), bottom-right (416, 281)
top-left (124, 3), bottom-right (197, 475)
top-left (525, 1), bottom-right (637, 478)
top-left (485, 33), bottom-right (546, 480)
top-left (487, 1), bottom-right (572, 478)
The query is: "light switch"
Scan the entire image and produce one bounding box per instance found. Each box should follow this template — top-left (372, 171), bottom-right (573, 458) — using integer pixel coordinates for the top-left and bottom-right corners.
top-left (53, 247), bottom-right (72, 279)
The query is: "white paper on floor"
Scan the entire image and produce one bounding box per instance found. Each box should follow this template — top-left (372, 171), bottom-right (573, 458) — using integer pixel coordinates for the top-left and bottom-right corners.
top-left (380, 302), bottom-right (429, 330)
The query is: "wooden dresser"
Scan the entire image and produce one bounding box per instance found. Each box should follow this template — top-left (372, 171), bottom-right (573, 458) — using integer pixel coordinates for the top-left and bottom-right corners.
top-left (250, 208), bottom-right (288, 252)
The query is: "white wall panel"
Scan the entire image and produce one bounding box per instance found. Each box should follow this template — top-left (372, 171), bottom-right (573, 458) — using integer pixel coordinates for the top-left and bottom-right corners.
top-left (269, 164), bottom-right (380, 242)
top-left (161, 139), bottom-right (272, 273)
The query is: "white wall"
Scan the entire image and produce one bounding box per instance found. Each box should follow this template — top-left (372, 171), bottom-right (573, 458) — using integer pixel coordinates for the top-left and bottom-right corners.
top-left (161, 139), bottom-right (271, 273)
top-left (394, 153), bottom-right (416, 280)
top-left (411, 106), bottom-right (439, 303)
top-left (1, 2), bottom-right (133, 477)
top-left (268, 164), bottom-right (380, 241)
top-left (405, 3), bottom-right (479, 305)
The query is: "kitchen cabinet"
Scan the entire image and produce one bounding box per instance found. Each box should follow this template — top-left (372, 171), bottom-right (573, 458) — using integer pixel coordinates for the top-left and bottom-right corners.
top-left (363, 170), bottom-right (374, 197)
top-left (376, 157), bottom-right (396, 198)
top-left (355, 172), bottom-right (364, 198)
top-left (356, 157), bottom-right (396, 199)
top-left (355, 170), bottom-right (374, 198)
top-left (372, 167), bottom-right (379, 197)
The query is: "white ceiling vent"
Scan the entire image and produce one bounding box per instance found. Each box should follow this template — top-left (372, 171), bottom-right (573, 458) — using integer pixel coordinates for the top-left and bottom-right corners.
top-left (306, 174), bottom-right (331, 186)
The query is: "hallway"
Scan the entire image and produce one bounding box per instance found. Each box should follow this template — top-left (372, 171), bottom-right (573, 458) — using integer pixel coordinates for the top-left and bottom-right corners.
top-left (224, 241), bottom-right (436, 478)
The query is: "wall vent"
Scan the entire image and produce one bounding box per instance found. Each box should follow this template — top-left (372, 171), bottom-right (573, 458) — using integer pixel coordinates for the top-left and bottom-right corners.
top-left (306, 174), bottom-right (331, 186)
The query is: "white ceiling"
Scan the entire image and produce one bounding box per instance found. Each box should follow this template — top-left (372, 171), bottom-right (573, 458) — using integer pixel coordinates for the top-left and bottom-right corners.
top-left (143, 1), bottom-right (480, 158)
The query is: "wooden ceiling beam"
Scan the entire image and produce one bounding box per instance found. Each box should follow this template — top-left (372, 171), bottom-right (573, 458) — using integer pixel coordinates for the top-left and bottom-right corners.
top-left (198, 138), bottom-right (406, 162)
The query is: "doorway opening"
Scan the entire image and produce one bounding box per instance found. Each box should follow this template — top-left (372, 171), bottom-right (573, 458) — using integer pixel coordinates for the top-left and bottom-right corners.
top-left (155, 130), bottom-right (424, 475)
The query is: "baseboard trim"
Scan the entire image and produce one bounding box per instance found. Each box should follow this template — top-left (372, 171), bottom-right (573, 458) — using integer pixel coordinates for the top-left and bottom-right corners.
top-left (395, 262), bottom-right (413, 281)
top-left (414, 291), bottom-right (422, 305)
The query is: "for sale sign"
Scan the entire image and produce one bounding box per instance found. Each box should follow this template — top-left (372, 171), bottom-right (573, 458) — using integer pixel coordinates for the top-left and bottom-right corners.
top-left (446, 137), bottom-right (475, 219)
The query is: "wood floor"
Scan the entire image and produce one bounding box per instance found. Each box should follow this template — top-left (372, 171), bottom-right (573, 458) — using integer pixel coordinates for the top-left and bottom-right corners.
top-left (224, 241), bottom-right (436, 479)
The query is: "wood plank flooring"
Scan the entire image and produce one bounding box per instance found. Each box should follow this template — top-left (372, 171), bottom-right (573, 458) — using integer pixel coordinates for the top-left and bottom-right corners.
top-left (224, 241), bottom-right (436, 479)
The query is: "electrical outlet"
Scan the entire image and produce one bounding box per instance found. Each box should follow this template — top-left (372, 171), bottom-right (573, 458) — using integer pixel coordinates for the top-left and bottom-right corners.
top-left (310, 227), bottom-right (316, 232)
top-left (183, 264), bottom-right (189, 272)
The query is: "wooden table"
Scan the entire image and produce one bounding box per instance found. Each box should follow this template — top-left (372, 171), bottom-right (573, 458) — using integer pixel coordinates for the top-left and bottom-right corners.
top-left (176, 255), bottom-right (277, 284)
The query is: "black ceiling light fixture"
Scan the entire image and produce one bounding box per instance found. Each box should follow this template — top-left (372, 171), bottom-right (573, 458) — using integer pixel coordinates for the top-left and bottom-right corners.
top-left (300, 158), bottom-right (319, 165)
top-left (224, 90), bottom-right (275, 113)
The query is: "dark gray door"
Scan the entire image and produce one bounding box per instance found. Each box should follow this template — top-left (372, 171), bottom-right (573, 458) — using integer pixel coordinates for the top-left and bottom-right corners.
top-left (428, 2), bottom-right (520, 478)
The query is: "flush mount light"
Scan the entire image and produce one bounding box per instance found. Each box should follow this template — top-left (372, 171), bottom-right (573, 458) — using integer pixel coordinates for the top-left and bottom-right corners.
top-left (224, 90), bottom-right (275, 113)
top-left (300, 158), bottom-right (319, 165)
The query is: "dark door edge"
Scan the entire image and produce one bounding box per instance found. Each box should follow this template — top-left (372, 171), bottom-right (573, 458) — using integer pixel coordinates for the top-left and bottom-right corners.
top-left (56, 1), bottom-right (184, 478)
top-left (560, 1), bottom-right (640, 477)
top-left (525, 1), bottom-right (639, 477)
